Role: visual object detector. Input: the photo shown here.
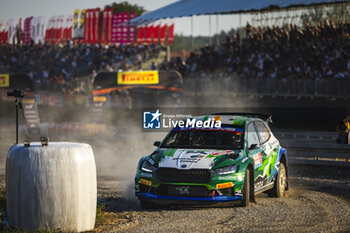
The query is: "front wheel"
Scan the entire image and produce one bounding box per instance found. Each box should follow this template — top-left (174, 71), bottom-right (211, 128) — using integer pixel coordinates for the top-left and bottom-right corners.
top-left (241, 169), bottom-right (250, 207)
top-left (268, 162), bottom-right (287, 197)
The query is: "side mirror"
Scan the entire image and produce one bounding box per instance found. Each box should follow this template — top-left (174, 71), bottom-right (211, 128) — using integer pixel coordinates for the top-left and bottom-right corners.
top-left (249, 144), bottom-right (260, 150)
top-left (153, 141), bottom-right (161, 147)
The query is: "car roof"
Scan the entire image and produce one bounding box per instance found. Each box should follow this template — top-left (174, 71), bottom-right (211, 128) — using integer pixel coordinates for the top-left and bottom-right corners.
top-left (190, 114), bottom-right (265, 126)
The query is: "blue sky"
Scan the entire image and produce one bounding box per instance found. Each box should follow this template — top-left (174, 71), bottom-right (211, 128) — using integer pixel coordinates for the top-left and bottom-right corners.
top-left (0, 0), bottom-right (247, 36)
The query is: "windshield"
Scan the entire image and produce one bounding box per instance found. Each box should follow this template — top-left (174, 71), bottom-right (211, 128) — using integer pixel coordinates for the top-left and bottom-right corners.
top-left (160, 126), bottom-right (244, 150)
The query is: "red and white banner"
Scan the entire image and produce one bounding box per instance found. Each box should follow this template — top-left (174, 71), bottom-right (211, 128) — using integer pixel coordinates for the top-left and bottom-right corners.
top-left (101, 8), bottom-right (113, 43)
top-left (63, 15), bottom-right (73, 42)
top-left (0, 20), bottom-right (7, 44)
top-left (167, 20), bottom-right (175, 45)
top-left (146, 23), bottom-right (153, 44)
top-left (160, 21), bottom-right (167, 44)
top-left (31, 16), bottom-right (45, 44)
top-left (153, 21), bottom-right (160, 44)
top-left (45, 16), bottom-right (55, 43)
top-left (136, 25), bottom-right (145, 44)
top-left (93, 8), bottom-right (100, 44)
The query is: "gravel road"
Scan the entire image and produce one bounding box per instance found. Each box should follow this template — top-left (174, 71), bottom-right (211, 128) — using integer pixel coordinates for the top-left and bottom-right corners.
top-left (1, 131), bottom-right (350, 232)
top-left (96, 170), bottom-right (350, 233)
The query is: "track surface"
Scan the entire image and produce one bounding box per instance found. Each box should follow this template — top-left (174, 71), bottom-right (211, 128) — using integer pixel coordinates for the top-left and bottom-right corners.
top-left (1, 130), bottom-right (350, 232)
top-left (97, 173), bottom-right (350, 233)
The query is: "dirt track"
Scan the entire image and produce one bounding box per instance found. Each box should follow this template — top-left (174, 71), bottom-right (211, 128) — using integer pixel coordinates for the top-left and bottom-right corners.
top-left (1, 133), bottom-right (350, 232)
top-left (95, 170), bottom-right (350, 233)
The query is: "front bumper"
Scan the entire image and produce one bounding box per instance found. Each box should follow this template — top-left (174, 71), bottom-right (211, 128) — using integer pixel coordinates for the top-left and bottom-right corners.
top-left (136, 192), bottom-right (243, 202)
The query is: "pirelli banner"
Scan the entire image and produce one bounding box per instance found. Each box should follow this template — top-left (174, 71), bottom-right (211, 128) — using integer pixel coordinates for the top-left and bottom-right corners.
top-left (92, 70), bottom-right (183, 96)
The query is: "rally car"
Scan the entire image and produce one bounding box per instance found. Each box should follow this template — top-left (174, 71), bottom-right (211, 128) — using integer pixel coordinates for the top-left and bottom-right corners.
top-left (135, 113), bottom-right (288, 208)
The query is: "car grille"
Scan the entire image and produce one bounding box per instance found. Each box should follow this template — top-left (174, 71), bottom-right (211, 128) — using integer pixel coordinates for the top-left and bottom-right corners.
top-left (156, 184), bottom-right (211, 197)
top-left (156, 168), bottom-right (213, 183)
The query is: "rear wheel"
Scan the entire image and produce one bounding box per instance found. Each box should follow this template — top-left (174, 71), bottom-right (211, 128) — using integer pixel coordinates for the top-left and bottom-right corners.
top-left (241, 169), bottom-right (250, 207)
top-left (268, 162), bottom-right (287, 197)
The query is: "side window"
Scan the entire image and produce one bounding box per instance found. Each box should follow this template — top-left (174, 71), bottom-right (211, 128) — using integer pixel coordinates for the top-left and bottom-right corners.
top-left (255, 121), bottom-right (270, 144)
top-left (247, 123), bottom-right (259, 148)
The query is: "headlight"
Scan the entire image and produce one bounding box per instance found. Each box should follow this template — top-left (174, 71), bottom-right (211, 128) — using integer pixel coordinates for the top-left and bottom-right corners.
top-left (212, 165), bottom-right (237, 175)
top-left (141, 161), bottom-right (157, 173)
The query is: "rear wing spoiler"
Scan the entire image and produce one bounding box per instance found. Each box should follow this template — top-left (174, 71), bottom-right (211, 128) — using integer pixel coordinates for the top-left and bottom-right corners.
top-left (212, 112), bottom-right (273, 123)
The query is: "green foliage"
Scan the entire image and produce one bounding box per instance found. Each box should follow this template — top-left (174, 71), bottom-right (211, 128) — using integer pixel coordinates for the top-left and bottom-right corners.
top-left (95, 204), bottom-right (106, 226)
top-left (104, 2), bottom-right (146, 17)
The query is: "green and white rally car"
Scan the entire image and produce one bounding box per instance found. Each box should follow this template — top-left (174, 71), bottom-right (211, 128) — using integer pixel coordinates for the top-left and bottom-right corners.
top-left (135, 113), bottom-right (288, 208)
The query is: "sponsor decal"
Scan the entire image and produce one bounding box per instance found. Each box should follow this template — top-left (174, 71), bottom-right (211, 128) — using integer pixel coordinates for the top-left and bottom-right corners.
top-left (217, 175), bottom-right (235, 180)
top-left (140, 179), bottom-right (152, 186)
top-left (93, 96), bottom-right (107, 102)
top-left (118, 71), bottom-right (159, 85)
top-left (148, 159), bottom-right (155, 165)
top-left (174, 186), bottom-right (190, 195)
top-left (172, 157), bottom-right (200, 163)
top-left (143, 109), bottom-right (162, 129)
top-left (141, 172), bottom-right (152, 178)
top-left (22, 98), bottom-right (35, 104)
top-left (211, 150), bottom-right (234, 156)
top-left (216, 182), bottom-right (234, 189)
top-left (0, 74), bottom-right (9, 87)
top-left (253, 152), bottom-right (262, 169)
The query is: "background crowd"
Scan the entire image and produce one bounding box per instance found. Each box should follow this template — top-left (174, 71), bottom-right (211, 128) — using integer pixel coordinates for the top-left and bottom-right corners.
top-left (0, 43), bottom-right (163, 93)
top-left (162, 20), bottom-right (350, 81)
top-left (0, 20), bottom-right (350, 95)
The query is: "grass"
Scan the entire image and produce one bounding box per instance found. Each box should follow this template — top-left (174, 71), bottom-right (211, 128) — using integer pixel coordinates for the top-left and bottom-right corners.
top-left (0, 188), bottom-right (134, 232)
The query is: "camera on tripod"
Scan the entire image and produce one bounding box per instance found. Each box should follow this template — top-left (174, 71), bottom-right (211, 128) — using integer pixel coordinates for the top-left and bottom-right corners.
top-left (7, 89), bottom-right (25, 98)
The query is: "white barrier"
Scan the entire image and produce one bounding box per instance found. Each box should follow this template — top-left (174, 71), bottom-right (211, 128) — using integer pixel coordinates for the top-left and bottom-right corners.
top-left (6, 142), bottom-right (97, 232)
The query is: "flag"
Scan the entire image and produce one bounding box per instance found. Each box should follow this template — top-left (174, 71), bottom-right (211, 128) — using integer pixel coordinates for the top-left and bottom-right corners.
top-left (167, 21), bottom-right (175, 45)
top-left (160, 21), bottom-right (167, 44)
top-left (146, 23), bottom-right (153, 44)
top-left (153, 21), bottom-right (160, 44)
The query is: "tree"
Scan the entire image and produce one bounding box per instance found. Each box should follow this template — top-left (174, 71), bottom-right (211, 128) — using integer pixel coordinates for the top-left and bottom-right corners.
top-left (104, 2), bottom-right (146, 16)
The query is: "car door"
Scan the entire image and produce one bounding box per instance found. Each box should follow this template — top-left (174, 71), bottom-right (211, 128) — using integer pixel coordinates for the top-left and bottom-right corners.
top-left (254, 121), bottom-right (273, 186)
top-left (246, 122), bottom-right (265, 190)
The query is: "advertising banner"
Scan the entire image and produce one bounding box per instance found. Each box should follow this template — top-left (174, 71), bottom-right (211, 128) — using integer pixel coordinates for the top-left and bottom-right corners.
top-left (146, 23), bottom-right (153, 44)
top-left (89, 95), bottom-right (107, 123)
top-left (93, 8), bottom-right (100, 44)
top-left (8, 19), bottom-right (18, 44)
top-left (0, 74), bottom-right (10, 87)
top-left (23, 17), bottom-right (31, 44)
top-left (167, 22), bottom-right (175, 45)
top-left (22, 97), bottom-right (40, 133)
top-left (128, 12), bottom-right (135, 44)
top-left (121, 12), bottom-right (128, 44)
top-left (160, 21), bottom-right (167, 44)
top-left (79, 9), bottom-right (86, 39)
top-left (117, 71), bottom-right (159, 85)
top-left (63, 15), bottom-right (73, 42)
top-left (153, 21), bottom-right (160, 44)
top-left (73, 9), bottom-right (79, 39)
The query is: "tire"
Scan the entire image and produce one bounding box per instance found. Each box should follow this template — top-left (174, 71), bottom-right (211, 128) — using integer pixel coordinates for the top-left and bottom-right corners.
top-left (268, 162), bottom-right (287, 198)
top-left (241, 169), bottom-right (250, 207)
top-left (140, 200), bottom-right (155, 210)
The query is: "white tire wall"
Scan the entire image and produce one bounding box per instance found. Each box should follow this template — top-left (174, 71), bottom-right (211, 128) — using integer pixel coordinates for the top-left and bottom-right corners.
top-left (6, 142), bottom-right (97, 232)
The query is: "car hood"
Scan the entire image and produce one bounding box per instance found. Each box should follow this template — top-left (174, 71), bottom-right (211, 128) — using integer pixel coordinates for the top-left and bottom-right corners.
top-left (152, 148), bottom-right (239, 170)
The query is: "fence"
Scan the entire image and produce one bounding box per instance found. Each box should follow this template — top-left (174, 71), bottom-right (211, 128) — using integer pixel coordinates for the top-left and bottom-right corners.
top-left (184, 77), bottom-right (350, 98)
